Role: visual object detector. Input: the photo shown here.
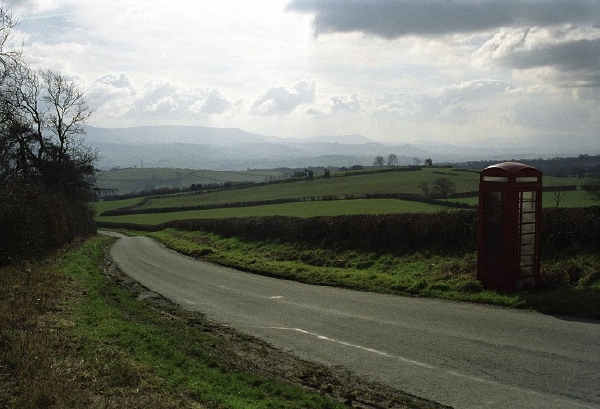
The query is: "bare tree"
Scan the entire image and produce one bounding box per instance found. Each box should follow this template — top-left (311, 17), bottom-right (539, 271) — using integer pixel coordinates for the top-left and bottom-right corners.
top-left (41, 70), bottom-right (92, 163)
top-left (1, 12), bottom-right (96, 200)
top-left (373, 155), bottom-right (385, 167)
top-left (1, 60), bottom-right (45, 174)
top-left (0, 6), bottom-right (19, 65)
top-left (551, 187), bottom-right (568, 209)
top-left (387, 153), bottom-right (398, 166)
top-left (1, 7), bottom-right (97, 262)
top-left (432, 177), bottom-right (456, 201)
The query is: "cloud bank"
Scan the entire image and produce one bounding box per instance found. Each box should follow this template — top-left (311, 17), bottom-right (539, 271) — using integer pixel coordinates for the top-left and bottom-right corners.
top-left (5, 0), bottom-right (597, 146)
top-left (286, 0), bottom-right (598, 37)
top-left (287, 0), bottom-right (600, 90)
top-left (251, 80), bottom-right (316, 115)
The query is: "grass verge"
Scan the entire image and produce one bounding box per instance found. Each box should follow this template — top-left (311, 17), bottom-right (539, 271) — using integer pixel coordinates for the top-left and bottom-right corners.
top-left (4, 236), bottom-right (444, 408)
top-left (146, 228), bottom-right (600, 319)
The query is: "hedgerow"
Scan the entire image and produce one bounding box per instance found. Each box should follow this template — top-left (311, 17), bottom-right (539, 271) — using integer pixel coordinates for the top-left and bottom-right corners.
top-left (0, 180), bottom-right (97, 265)
top-left (98, 207), bottom-right (600, 257)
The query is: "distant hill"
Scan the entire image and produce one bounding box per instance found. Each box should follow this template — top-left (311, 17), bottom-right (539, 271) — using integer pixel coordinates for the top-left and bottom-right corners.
top-left (84, 125), bottom-right (281, 146)
top-left (84, 125), bottom-right (426, 170)
top-left (297, 134), bottom-right (374, 144)
top-left (83, 125), bottom-right (599, 171)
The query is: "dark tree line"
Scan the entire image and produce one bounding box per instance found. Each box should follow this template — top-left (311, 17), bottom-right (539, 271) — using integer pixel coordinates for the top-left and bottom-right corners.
top-left (456, 155), bottom-right (600, 178)
top-left (1, 7), bottom-right (97, 265)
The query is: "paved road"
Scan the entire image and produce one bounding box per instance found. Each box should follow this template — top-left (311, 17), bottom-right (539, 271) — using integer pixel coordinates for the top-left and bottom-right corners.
top-left (107, 234), bottom-right (600, 409)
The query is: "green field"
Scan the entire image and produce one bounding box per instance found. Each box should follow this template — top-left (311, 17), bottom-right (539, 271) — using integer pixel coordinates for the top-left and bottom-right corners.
top-left (97, 167), bottom-right (288, 194)
top-left (452, 190), bottom-right (596, 208)
top-left (95, 166), bottom-right (592, 223)
top-left (138, 168), bottom-right (479, 209)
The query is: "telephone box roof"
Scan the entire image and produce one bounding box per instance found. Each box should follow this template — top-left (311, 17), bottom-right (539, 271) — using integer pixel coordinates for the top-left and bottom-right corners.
top-left (481, 162), bottom-right (542, 176)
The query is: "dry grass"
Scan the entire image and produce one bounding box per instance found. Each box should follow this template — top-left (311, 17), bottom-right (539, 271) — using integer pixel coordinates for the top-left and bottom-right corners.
top-left (0, 238), bottom-right (358, 409)
top-left (0, 259), bottom-right (91, 408)
top-left (0, 247), bottom-right (200, 409)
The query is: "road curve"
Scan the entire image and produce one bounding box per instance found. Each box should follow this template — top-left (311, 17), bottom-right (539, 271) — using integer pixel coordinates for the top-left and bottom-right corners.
top-left (107, 234), bottom-right (600, 409)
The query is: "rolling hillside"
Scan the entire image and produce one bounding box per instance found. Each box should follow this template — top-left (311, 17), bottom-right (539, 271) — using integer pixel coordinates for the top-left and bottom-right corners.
top-left (95, 166), bottom-right (594, 225)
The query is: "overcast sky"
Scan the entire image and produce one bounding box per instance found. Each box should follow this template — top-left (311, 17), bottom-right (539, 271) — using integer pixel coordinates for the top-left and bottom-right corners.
top-left (5, 0), bottom-right (600, 147)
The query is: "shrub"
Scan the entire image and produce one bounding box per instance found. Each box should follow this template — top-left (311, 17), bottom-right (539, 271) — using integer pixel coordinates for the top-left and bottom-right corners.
top-left (98, 207), bottom-right (600, 258)
top-left (157, 211), bottom-right (479, 256)
top-left (542, 206), bottom-right (600, 254)
top-left (0, 180), bottom-right (96, 265)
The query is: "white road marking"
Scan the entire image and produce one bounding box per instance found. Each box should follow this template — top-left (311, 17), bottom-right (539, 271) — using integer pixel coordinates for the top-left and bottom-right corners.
top-left (261, 327), bottom-right (595, 409)
top-left (267, 327), bottom-right (434, 368)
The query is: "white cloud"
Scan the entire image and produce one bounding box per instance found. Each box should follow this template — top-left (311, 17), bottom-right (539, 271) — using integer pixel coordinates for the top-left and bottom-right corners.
top-left (87, 73), bottom-right (136, 121)
top-left (441, 79), bottom-right (514, 103)
top-left (252, 80), bottom-right (316, 115)
top-left (87, 76), bottom-right (235, 125)
top-left (4, 0), bottom-right (598, 146)
top-left (364, 80), bottom-right (514, 120)
top-left (330, 93), bottom-right (361, 114)
top-left (475, 26), bottom-right (600, 87)
top-left (5, 0), bottom-right (69, 16)
top-left (512, 87), bottom-right (600, 134)
top-left (94, 73), bottom-right (134, 90)
top-left (190, 89), bottom-right (232, 115)
top-left (369, 93), bottom-right (424, 118)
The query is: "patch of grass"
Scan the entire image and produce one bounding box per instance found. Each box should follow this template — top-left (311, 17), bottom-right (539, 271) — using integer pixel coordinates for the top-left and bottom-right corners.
top-left (69, 237), bottom-right (348, 408)
top-left (0, 245), bottom-right (106, 408)
top-left (93, 196), bottom-right (146, 215)
top-left (0, 236), bottom-right (349, 408)
top-left (97, 167), bottom-right (285, 194)
top-left (519, 252), bottom-right (600, 318)
top-left (452, 190), bottom-right (595, 208)
top-left (147, 228), bottom-right (600, 319)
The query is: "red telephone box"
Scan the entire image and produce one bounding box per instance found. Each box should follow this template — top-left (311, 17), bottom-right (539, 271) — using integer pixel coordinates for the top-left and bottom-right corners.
top-left (477, 162), bottom-right (542, 291)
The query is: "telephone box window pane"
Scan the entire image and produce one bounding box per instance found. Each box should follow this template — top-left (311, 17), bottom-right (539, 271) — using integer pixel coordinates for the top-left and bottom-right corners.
top-left (521, 191), bottom-right (534, 200)
top-left (520, 266), bottom-right (534, 276)
top-left (487, 191), bottom-right (502, 202)
top-left (521, 200), bottom-right (535, 212)
top-left (521, 243), bottom-right (534, 255)
top-left (483, 176), bottom-right (508, 182)
top-left (521, 212), bottom-right (535, 223)
top-left (517, 191), bottom-right (537, 279)
top-left (521, 223), bottom-right (536, 234)
top-left (521, 233), bottom-right (535, 245)
top-left (520, 255), bottom-right (534, 266)
top-left (484, 191), bottom-right (503, 265)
